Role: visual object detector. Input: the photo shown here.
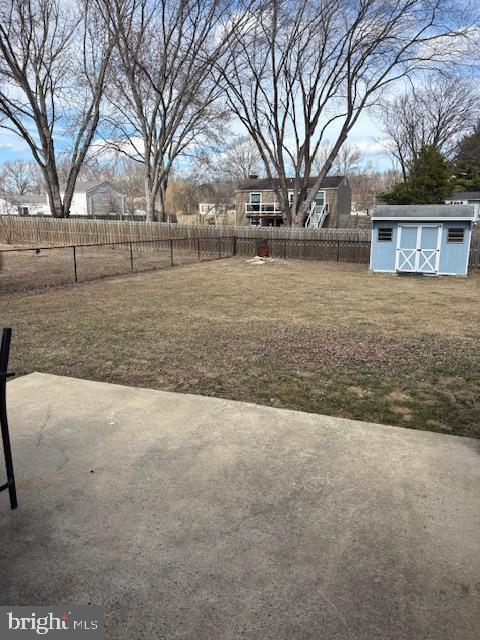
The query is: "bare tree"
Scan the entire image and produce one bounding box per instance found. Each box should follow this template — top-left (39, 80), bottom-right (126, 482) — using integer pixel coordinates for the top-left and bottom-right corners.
top-left (377, 74), bottom-right (479, 181)
top-left (0, 160), bottom-right (42, 194)
top-left (117, 158), bottom-right (149, 214)
top-left (332, 144), bottom-right (361, 176)
top-left (221, 0), bottom-right (473, 226)
top-left (97, 0), bottom-right (245, 222)
top-left (314, 142), bottom-right (361, 176)
top-left (216, 135), bottom-right (262, 182)
top-left (349, 167), bottom-right (402, 215)
top-left (0, 0), bottom-right (114, 216)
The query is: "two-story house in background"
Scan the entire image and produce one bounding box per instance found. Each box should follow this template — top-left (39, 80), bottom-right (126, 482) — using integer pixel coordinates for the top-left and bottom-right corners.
top-left (235, 175), bottom-right (351, 227)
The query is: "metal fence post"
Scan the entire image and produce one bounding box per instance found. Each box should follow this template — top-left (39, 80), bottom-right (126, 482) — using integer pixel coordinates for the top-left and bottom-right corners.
top-left (170, 239), bottom-right (174, 266)
top-left (218, 236), bottom-right (221, 259)
top-left (197, 237), bottom-right (200, 261)
top-left (129, 241), bottom-right (134, 273)
top-left (73, 245), bottom-right (78, 283)
top-left (336, 239), bottom-right (340, 262)
top-left (0, 328), bottom-right (17, 509)
top-left (232, 235), bottom-right (237, 257)
top-left (284, 238), bottom-right (287, 259)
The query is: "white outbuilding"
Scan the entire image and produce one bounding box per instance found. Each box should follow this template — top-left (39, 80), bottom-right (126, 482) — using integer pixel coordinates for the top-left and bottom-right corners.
top-left (0, 181), bottom-right (127, 217)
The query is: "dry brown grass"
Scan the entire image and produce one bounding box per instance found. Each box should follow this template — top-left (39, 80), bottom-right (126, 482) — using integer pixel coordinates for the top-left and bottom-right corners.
top-left (2, 258), bottom-right (479, 437)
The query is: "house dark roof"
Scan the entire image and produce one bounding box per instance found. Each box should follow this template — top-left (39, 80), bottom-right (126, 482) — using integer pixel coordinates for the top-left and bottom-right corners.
top-left (236, 175), bottom-right (346, 191)
top-left (447, 191), bottom-right (480, 201)
top-left (9, 193), bottom-right (48, 204)
top-left (372, 204), bottom-right (475, 220)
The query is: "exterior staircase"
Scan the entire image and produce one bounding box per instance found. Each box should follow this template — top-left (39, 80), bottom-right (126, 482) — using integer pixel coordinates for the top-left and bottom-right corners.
top-left (304, 203), bottom-right (329, 228)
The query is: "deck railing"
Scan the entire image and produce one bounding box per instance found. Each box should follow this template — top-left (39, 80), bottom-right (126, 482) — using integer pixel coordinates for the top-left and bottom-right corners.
top-left (245, 203), bottom-right (282, 215)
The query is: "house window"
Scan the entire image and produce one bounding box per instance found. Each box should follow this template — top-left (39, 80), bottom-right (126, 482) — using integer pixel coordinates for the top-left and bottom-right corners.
top-left (314, 191), bottom-right (325, 207)
top-left (378, 227), bottom-right (393, 242)
top-left (249, 192), bottom-right (261, 212)
top-left (447, 227), bottom-right (464, 243)
top-left (249, 218), bottom-right (260, 226)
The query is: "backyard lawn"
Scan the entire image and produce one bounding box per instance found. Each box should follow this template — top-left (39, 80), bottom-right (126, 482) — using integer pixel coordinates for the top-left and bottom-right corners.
top-left (2, 258), bottom-right (479, 438)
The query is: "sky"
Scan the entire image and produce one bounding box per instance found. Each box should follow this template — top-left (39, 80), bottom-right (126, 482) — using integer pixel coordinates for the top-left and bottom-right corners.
top-left (0, 109), bottom-right (394, 172)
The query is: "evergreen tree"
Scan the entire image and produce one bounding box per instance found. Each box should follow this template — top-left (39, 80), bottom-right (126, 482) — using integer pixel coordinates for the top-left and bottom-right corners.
top-left (380, 145), bottom-right (451, 204)
top-left (452, 123), bottom-right (480, 190)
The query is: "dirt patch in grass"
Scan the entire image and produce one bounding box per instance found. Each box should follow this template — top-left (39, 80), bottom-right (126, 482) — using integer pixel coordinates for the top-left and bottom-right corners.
top-left (2, 258), bottom-right (480, 438)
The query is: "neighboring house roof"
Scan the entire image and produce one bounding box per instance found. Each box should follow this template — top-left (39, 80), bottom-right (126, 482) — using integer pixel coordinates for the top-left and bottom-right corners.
top-left (447, 191), bottom-right (480, 201)
top-left (236, 175), bottom-right (346, 191)
top-left (372, 204), bottom-right (475, 220)
top-left (61, 181), bottom-right (127, 195)
top-left (8, 194), bottom-right (48, 204)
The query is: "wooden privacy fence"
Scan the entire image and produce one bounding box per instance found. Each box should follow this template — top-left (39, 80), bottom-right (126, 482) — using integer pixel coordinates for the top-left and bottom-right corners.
top-left (0, 215), bottom-right (479, 271)
top-left (0, 215), bottom-right (371, 246)
top-left (469, 226), bottom-right (480, 271)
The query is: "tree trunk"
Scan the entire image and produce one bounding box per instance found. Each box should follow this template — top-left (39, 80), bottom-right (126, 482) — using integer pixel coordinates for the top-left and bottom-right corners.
top-left (145, 175), bottom-right (156, 222)
top-left (157, 181), bottom-right (167, 222)
top-left (62, 181), bottom-right (76, 218)
top-left (277, 191), bottom-right (292, 227)
top-left (297, 135), bottom-right (348, 226)
top-left (44, 165), bottom-right (64, 218)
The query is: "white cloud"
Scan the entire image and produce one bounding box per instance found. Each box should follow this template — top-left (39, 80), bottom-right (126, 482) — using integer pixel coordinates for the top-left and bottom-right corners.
top-left (354, 140), bottom-right (387, 157)
top-left (0, 129), bottom-right (32, 153)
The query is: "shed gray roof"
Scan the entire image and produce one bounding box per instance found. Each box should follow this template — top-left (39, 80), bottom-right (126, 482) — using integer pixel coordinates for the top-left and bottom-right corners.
top-left (60, 180), bottom-right (127, 195)
top-left (74, 181), bottom-right (105, 192)
top-left (236, 175), bottom-right (345, 191)
top-left (372, 204), bottom-right (475, 220)
top-left (447, 191), bottom-right (480, 201)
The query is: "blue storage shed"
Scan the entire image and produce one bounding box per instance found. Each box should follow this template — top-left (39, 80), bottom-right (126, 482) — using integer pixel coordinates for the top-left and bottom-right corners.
top-left (370, 205), bottom-right (475, 276)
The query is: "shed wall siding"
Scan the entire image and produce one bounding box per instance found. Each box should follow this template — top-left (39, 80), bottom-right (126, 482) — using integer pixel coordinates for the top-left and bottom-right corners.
top-left (370, 222), bottom-right (397, 271)
top-left (370, 220), bottom-right (472, 275)
top-left (89, 185), bottom-right (124, 216)
top-left (438, 222), bottom-right (471, 275)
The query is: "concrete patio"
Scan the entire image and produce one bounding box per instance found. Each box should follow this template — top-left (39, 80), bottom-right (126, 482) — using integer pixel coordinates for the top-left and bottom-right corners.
top-left (1, 373), bottom-right (479, 639)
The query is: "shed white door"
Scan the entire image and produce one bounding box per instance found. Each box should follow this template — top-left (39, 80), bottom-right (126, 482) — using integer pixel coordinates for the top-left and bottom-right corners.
top-left (396, 225), bottom-right (441, 274)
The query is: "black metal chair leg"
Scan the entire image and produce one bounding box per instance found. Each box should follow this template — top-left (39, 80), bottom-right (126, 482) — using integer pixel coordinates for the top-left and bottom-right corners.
top-left (0, 328), bottom-right (17, 510)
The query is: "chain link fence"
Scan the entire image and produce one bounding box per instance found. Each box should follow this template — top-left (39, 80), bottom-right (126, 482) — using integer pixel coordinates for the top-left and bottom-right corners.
top-left (0, 237), bottom-right (235, 294)
top-left (0, 234), bottom-right (375, 295)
